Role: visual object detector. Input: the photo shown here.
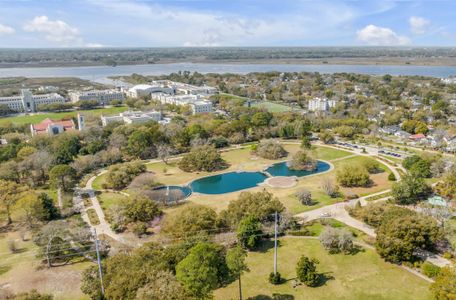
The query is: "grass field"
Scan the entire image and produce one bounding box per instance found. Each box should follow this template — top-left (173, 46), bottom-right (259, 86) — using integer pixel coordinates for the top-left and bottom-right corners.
top-left (0, 230), bottom-right (91, 300)
top-left (0, 106), bottom-right (128, 125)
top-left (98, 192), bottom-right (129, 219)
top-left (214, 237), bottom-right (431, 300)
top-left (251, 101), bottom-right (293, 112)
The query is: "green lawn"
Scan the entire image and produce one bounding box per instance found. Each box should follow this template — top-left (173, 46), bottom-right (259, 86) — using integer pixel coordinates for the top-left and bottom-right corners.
top-left (0, 106), bottom-right (128, 125)
top-left (91, 173), bottom-right (107, 190)
top-left (312, 146), bottom-right (353, 161)
top-left (98, 192), bottom-right (129, 220)
top-left (214, 237), bottom-right (432, 300)
top-left (251, 101), bottom-right (292, 113)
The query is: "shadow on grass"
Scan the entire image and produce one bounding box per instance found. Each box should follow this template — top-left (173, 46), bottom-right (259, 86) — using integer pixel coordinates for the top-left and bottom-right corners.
top-left (315, 272), bottom-right (335, 287)
top-left (256, 239), bottom-right (279, 253)
top-left (248, 294), bottom-right (295, 300)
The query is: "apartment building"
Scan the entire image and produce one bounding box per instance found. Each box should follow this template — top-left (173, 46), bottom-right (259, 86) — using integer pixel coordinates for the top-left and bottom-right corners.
top-left (0, 89), bottom-right (65, 112)
top-left (69, 89), bottom-right (125, 104)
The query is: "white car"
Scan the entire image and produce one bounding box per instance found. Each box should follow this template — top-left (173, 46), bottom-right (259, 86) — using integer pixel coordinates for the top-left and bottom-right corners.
top-left (320, 212), bottom-right (331, 218)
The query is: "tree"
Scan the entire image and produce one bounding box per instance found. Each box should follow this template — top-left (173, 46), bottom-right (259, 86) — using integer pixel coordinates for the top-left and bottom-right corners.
top-left (409, 159), bottom-right (432, 178)
top-left (388, 172), bottom-right (396, 181)
top-left (0, 180), bottom-right (25, 224)
top-left (361, 159), bottom-right (382, 174)
top-left (103, 162), bottom-right (146, 190)
top-left (430, 267), bottom-right (456, 300)
top-left (226, 246), bottom-right (249, 300)
top-left (296, 189), bottom-right (312, 205)
top-left (127, 129), bottom-right (156, 159)
top-left (402, 155), bottom-right (422, 170)
top-left (376, 213), bottom-right (442, 262)
top-left (392, 175), bottom-right (432, 205)
top-left (318, 131), bottom-right (335, 144)
top-left (237, 216), bottom-right (262, 250)
top-left (435, 166), bottom-right (456, 200)
top-left (136, 270), bottom-right (189, 300)
top-left (161, 205), bottom-right (218, 239)
top-left (296, 256), bottom-right (319, 287)
top-left (80, 265), bottom-right (103, 300)
top-left (288, 150), bottom-right (317, 171)
top-left (319, 227), bottom-right (355, 254)
top-left (49, 165), bottom-right (76, 191)
top-left (157, 144), bottom-right (172, 164)
top-left (121, 196), bottom-right (162, 223)
top-left (220, 190), bottom-right (284, 227)
top-left (176, 242), bottom-right (228, 299)
top-left (255, 140), bottom-right (288, 159)
top-left (336, 165), bottom-right (371, 187)
top-left (178, 145), bottom-right (227, 172)
top-left (321, 177), bottom-right (339, 198)
top-left (301, 136), bottom-right (312, 149)
top-left (16, 192), bottom-right (59, 226)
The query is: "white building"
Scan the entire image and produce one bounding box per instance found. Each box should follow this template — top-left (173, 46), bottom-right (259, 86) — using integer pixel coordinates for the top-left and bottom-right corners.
top-left (308, 97), bottom-right (337, 112)
top-left (190, 101), bottom-right (213, 114)
top-left (101, 110), bottom-right (163, 126)
top-left (151, 93), bottom-right (212, 114)
top-left (69, 89), bottom-right (125, 104)
top-left (127, 84), bottom-right (174, 98)
top-left (0, 89), bottom-right (65, 112)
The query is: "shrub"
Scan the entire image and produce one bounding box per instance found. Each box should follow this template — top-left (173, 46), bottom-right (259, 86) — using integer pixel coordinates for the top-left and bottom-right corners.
top-left (336, 164), bottom-right (371, 187)
top-left (237, 216), bottom-right (262, 250)
top-left (131, 222), bottom-right (148, 237)
top-left (392, 175), bottom-right (432, 205)
top-left (296, 189), bottom-right (312, 205)
top-left (255, 140), bottom-right (287, 159)
top-left (362, 160), bottom-right (382, 174)
top-left (296, 256), bottom-right (319, 287)
top-left (268, 272), bottom-right (283, 285)
top-left (178, 145), bottom-right (227, 172)
top-left (388, 172), bottom-right (396, 181)
top-left (7, 239), bottom-right (17, 253)
top-left (421, 262), bottom-right (441, 278)
top-left (321, 177), bottom-right (340, 198)
top-left (319, 227), bottom-right (355, 254)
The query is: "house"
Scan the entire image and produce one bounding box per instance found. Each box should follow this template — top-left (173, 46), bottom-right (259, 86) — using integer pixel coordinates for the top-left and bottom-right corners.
top-left (394, 130), bottom-right (411, 140)
top-left (30, 118), bottom-right (75, 136)
top-left (409, 133), bottom-right (426, 141)
top-left (380, 125), bottom-right (401, 135)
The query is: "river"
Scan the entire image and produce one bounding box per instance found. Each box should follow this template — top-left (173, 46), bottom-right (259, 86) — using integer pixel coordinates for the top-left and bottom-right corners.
top-left (0, 63), bottom-right (455, 84)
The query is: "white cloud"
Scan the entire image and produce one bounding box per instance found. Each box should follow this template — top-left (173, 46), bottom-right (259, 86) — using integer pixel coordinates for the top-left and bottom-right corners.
top-left (23, 15), bottom-right (82, 45)
top-left (409, 16), bottom-right (431, 34)
top-left (23, 16), bottom-right (103, 47)
top-left (357, 25), bottom-right (411, 46)
top-left (86, 0), bottom-right (359, 46)
top-left (0, 24), bottom-right (15, 35)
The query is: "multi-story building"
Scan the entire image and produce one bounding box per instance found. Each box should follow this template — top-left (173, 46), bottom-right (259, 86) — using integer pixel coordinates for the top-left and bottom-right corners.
top-left (127, 84), bottom-right (175, 98)
top-left (101, 110), bottom-right (163, 126)
top-left (308, 97), bottom-right (337, 112)
top-left (69, 89), bottom-right (125, 104)
top-left (0, 89), bottom-right (66, 113)
top-left (151, 93), bottom-right (212, 114)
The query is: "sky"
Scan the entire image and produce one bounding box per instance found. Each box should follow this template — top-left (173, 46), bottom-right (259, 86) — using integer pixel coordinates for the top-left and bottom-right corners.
top-left (0, 0), bottom-right (455, 48)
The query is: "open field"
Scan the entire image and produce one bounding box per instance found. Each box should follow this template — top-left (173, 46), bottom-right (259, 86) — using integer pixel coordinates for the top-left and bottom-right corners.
top-left (250, 101), bottom-right (293, 113)
top-left (0, 230), bottom-right (91, 300)
top-left (214, 237), bottom-right (432, 300)
top-left (0, 106), bottom-right (128, 125)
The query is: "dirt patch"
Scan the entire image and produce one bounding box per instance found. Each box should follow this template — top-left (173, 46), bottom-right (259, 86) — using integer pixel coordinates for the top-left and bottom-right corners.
top-left (264, 176), bottom-right (297, 188)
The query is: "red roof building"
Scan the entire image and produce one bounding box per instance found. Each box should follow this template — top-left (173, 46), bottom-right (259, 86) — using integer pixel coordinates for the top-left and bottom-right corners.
top-left (30, 118), bottom-right (75, 136)
top-left (409, 133), bottom-right (426, 140)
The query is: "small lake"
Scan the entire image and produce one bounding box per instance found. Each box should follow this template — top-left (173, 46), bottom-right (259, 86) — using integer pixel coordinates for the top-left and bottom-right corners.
top-left (265, 160), bottom-right (331, 177)
top-left (190, 171), bottom-right (267, 195)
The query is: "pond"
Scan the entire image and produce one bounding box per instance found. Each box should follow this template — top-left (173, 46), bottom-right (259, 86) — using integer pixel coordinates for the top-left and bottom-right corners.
top-left (265, 160), bottom-right (331, 177)
top-left (190, 171), bottom-right (268, 195)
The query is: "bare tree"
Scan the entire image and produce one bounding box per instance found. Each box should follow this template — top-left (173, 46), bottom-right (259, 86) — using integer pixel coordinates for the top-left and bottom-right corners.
top-left (321, 177), bottom-right (339, 198)
top-left (157, 144), bottom-right (172, 165)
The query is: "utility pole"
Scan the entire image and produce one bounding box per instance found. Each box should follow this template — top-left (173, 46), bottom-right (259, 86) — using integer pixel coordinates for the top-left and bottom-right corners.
top-left (93, 229), bottom-right (105, 296)
top-left (273, 211), bottom-right (278, 275)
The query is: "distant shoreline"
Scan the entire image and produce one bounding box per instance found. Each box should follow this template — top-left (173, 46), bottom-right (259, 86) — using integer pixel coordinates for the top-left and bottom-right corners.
top-left (2, 57), bottom-right (456, 69)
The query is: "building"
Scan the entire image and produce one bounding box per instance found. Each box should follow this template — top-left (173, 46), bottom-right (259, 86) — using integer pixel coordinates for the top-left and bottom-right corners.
top-left (30, 118), bottom-right (75, 136)
top-left (127, 84), bottom-right (175, 98)
top-left (308, 98), bottom-right (337, 111)
top-left (190, 101), bottom-right (213, 114)
top-left (69, 89), bottom-right (125, 104)
top-left (0, 89), bottom-right (66, 113)
top-left (101, 110), bottom-right (163, 126)
top-left (151, 93), bottom-right (212, 114)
